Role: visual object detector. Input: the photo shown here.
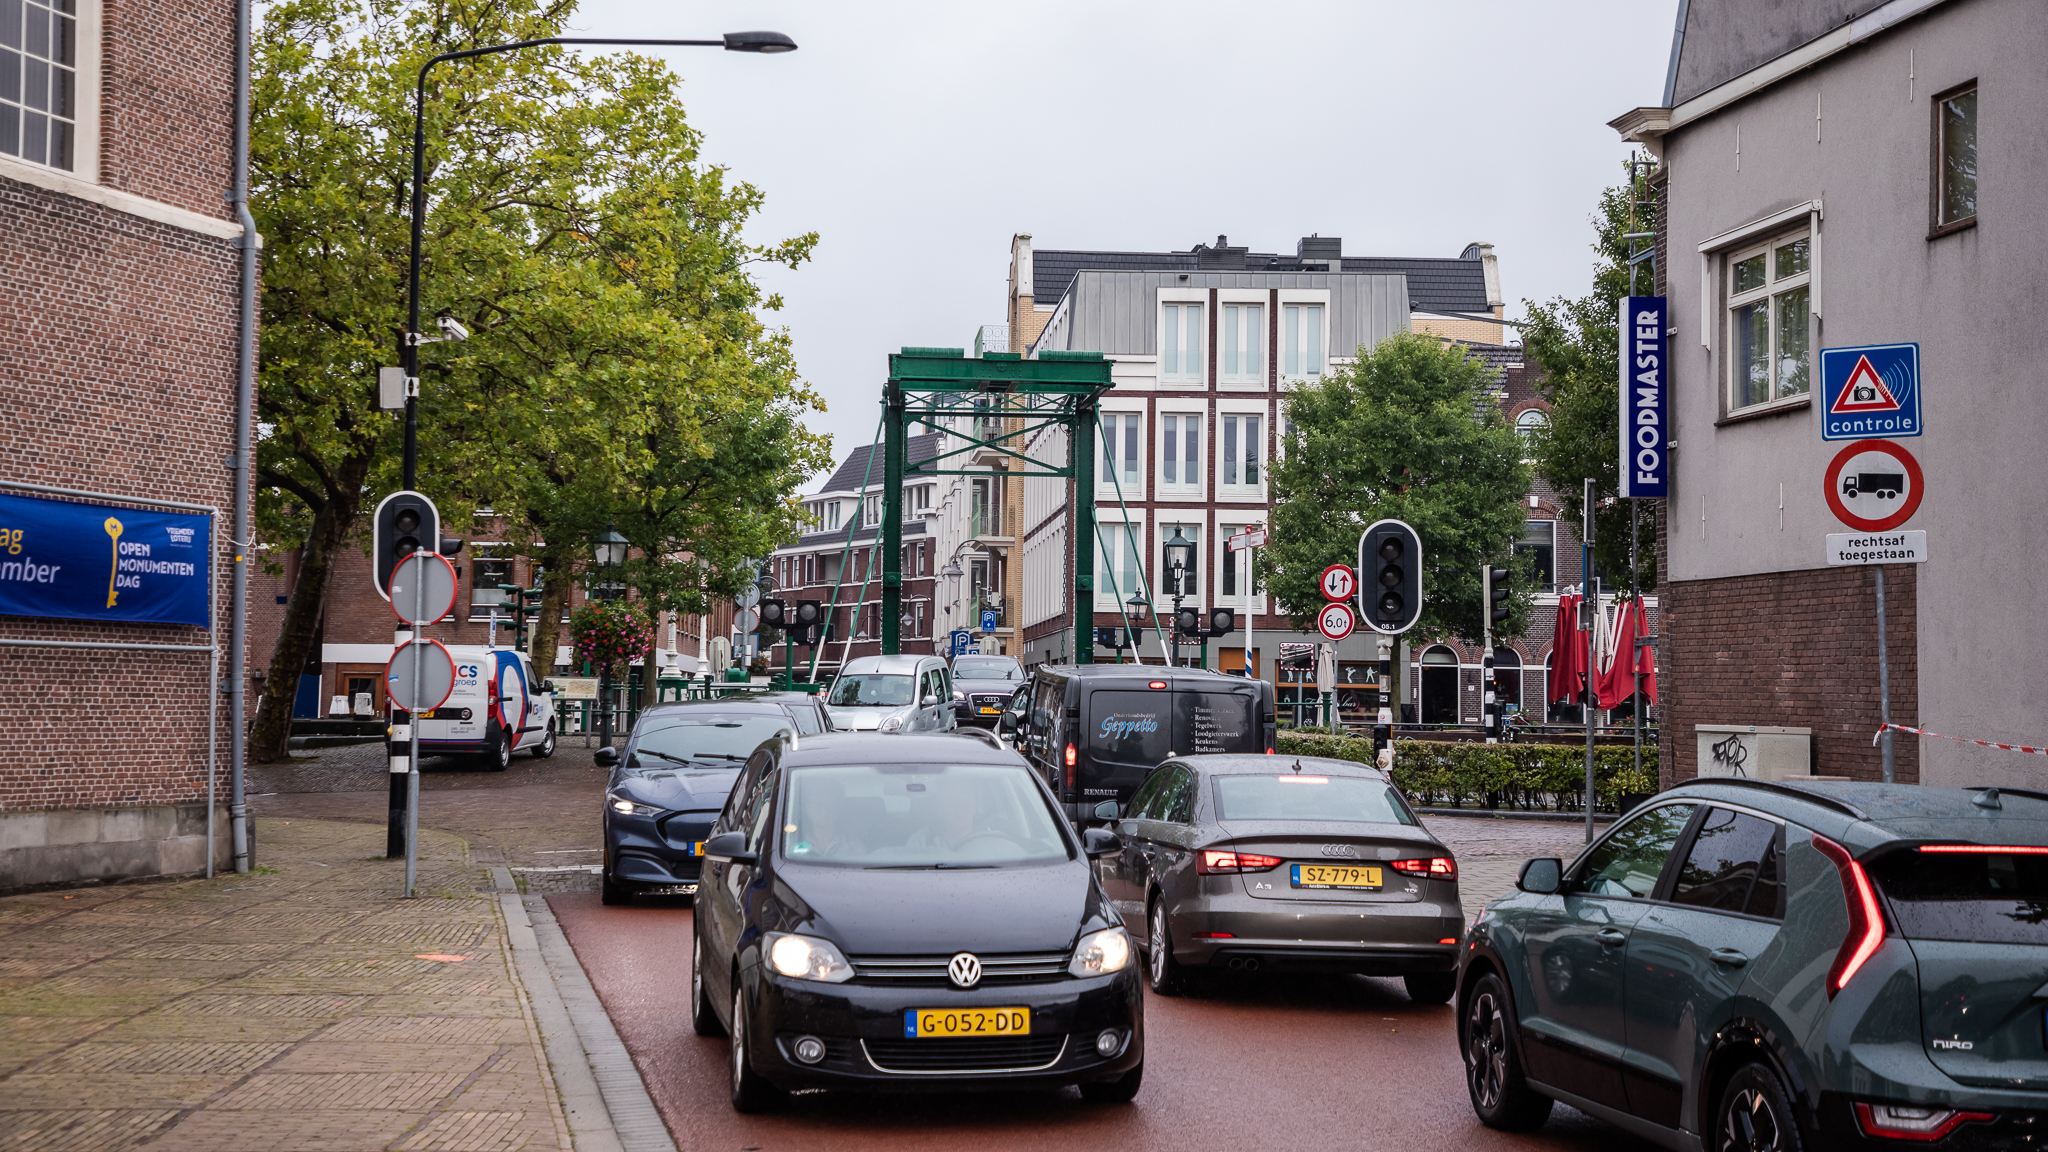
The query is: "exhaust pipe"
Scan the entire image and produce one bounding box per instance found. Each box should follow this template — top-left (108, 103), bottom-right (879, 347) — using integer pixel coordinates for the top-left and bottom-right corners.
top-left (1224, 957), bottom-right (1261, 973)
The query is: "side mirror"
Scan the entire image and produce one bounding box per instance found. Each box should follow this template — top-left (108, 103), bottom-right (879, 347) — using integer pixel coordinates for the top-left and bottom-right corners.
top-left (1092, 800), bottom-right (1120, 822)
top-left (1517, 857), bottom-right (1563, 895)
top-left (540, 680), bottom-right (554, 693)
top-left (593, 747), bottom-right (619, 768)
top-left (922, 694), bottom-right (940, 706)
top-left (1082, 827), bottom-right (1123, 858)
top-left (998, 711), bottom-right (1021, 733)
top-left (702, 831), bottom-right (755, 865)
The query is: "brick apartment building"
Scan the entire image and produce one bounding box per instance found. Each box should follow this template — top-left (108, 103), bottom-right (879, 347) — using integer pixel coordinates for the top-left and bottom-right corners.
top-left (1612, 0), bottom-right (2039, 787)
top-left (0, 1), bottom-right (249, 888)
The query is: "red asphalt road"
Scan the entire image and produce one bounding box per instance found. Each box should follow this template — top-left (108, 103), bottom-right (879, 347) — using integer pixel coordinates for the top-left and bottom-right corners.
top-left (550, 894), bottom-right (1658, 1152)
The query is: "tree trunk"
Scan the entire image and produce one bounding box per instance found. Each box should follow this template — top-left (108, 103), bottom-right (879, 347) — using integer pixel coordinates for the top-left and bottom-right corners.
top-left (247, 456), bottom-right (372, 763)
top-left (528, 555), bottom-right (575, 677)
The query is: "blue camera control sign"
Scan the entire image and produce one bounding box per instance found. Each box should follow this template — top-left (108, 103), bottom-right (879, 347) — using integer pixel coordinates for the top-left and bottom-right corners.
top-left (1618, 296), bottom-right (1668, 497)
top-left (0, 491), bottom-right (212, 627)
top-left (1821, 342), bottom-right (1920, 440)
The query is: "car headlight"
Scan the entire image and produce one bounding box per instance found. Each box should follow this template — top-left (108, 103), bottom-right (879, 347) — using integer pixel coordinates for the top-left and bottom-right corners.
top-left (765, 932), bottom-right (855, 982)
top-left (1069, 927), bottom-right (1132, 977)
top-left (607, 793), bottom-right (659, 817)
top-left (878, 714), bottom-right (904, 732)
top-left (953, 690), bottom-right (966, 701)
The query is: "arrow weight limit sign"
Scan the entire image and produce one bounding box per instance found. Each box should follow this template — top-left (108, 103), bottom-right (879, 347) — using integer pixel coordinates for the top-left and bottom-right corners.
top-left (385, 638), bottom-right (457, 714)
top-left (387, 552), bottom-right (458, 626)
top-left (1317, 602), bottom-right (1356, 641)
top-left (1319, 564), bottom-right (1357, 602)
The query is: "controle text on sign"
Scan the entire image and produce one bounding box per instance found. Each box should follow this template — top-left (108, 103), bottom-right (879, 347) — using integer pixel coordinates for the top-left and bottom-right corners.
top-left (1617, 295), bottom-right (1667, 498)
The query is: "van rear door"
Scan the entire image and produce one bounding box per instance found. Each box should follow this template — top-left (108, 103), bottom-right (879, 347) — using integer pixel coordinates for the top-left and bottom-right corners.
top-left (1081, 689), bottom-right (1171, 802)
top-left (1171, 687), bottom-right (1260, 755)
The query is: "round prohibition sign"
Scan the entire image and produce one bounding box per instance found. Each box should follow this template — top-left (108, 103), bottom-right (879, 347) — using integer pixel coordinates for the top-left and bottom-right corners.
top-left (1823, 438), bottom-right (1924, 532)
top-left (1317, 601), bottom-right (1356, 641)
top-left (1319, 564), bottom-right (1358, 602)
top-left (386, 551), bottom-right (458, 627)
top-left (385, 638), bottom-right (457, 715)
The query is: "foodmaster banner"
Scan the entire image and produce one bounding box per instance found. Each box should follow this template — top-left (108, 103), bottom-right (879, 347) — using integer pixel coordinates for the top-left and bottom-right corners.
top-left (0, 491), bottom-right (212, 627)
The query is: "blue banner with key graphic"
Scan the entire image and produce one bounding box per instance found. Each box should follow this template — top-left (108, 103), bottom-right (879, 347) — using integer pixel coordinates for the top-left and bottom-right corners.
top-left (0, 491), bottom-right (212, 627)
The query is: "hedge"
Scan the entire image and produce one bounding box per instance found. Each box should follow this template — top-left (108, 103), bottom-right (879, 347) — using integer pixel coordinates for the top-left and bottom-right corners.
top-left (1273, 733), bottom-right (1659, 812)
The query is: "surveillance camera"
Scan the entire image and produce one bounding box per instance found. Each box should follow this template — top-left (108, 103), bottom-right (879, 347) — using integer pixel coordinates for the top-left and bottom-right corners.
top-left (437, 315), bottom-right (470, 342)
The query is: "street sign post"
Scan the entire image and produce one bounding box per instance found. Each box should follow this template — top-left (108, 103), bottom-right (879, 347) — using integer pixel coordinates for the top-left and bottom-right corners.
top-left (1317, 602), bottom-right (1355, 641)
top-left (1821, 343), bottom-right (1920, 440)
top-left (1823, 439), bottom-right (1924, 532)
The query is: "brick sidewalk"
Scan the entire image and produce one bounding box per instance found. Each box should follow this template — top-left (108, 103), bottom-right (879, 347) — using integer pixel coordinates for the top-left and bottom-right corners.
top-left (1423, 813), bottom-right (1598, 923)
top-left (0, 819), bottom-right (569, 1152)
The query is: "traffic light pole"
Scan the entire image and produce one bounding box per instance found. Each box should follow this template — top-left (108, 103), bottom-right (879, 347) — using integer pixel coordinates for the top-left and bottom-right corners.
top-left (1583, 478), bottom-right (1598, 844)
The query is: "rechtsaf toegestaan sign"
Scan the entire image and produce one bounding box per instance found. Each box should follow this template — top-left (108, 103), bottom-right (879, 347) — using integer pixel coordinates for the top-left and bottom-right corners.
top-left (0, 491), bottom-right (211, 627)
top-left (1618, 296), bottom-right (1668, 498)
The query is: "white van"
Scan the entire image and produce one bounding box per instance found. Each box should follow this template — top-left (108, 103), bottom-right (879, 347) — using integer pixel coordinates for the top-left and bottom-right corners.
top-left (416, 646), bottom-right (558, 770)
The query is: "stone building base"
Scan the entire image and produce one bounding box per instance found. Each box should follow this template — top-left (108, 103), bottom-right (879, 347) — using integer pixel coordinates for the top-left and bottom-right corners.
top-left (0, 803), bottom-right (231, 894)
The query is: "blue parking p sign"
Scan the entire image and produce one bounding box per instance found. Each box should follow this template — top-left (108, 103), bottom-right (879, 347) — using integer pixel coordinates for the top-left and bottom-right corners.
top-left (950, 629), bottom-right (972, 657)
top-left (1821, 343), bottom-right (1920, 440)
top-left (980, 608), bottom-right (999, 633)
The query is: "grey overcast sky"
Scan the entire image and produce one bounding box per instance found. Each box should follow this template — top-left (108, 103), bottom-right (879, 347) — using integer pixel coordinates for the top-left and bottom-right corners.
top-left (573, 0), bottom-right (1678, 481)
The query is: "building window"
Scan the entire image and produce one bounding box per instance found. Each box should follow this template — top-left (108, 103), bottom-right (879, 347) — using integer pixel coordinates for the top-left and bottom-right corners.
top-left (1281, 304), bottom-right (1324, 380)
top-left (471, 550), bottom-right (514, 610)
top-left (1099, 413), bottom-right (1141, 490)
top-left (1161, 302), bottom-right (1204, 384)
top-left (1516, 409), bottom-right (1548, 448)
top-left (1516, 520), bottom-right (1555, 593)
top-left (1935, 82), bottom-right (1977, 229)
top-left (1220, 303), bottom-right (1264, 384)
top-left (0, 0), bottom-right (78, 171)
top-left (1158, 412), bottom-right (1202, 493)
top-left (970, 476), bottom-right (1000, 537)
top-left (1096, 521), bottom-right (1142, 607)
top-left (1219, 414), bottom-right (1261, 491)
top-left (1219, 523), bottom-right (1261, 603)
top-left (1158, 523), bottom-right (1200, 596)
top-left (1726, 232), bottom-right (1811, 412)
top-left (826, 501), bottom-right (841, 530)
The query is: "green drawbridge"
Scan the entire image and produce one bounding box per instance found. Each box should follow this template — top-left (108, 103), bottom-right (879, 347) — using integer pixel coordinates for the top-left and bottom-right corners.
top-left (876, 347), bottom-right (1113, 664)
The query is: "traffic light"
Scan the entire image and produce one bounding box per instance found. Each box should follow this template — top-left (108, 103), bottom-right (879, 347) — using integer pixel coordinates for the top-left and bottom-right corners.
top-left (1358, 519), bottom-right (1422, 634)
top-left (1207, 607), bottom-right (1235, 637)
top-left (791, 599), bottom-right (825, 647)
top-left (759, 598), bottom-right (788, 630)
top-left (1174, 606), bottom-right (1204, 638)
top-left (1485, 566), bottom-right (1510, 629)
top-left (371, 491), bottom-right (438, 602)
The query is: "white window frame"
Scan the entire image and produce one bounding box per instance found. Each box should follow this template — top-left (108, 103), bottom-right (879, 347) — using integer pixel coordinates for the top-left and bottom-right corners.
top-left (1215, 401), bottom-right (1269, 502)
top-left (1217, 522), bottom-right (1267, 612)
top-left (1724, 229), bottom-right (1813, 416)
top-left (0, 0), bottom-right (100, 180)
top-left (1217, 292), bottom-right (1267, 388)
top-left (1097, 409), bottom-right (1145, 496)
top-left (1156, 406), bottom-right (1205, 498)
top-left (1095, 514), bottom-right (1145, 610)
top-left (1278, 290), bottom-right (1331, 385)
top-left (1158, 291), bottom-right (1208, 388)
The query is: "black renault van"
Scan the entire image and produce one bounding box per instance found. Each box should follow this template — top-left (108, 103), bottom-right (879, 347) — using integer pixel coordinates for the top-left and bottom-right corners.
top-left (1004, 665), bottom-right (1276, 823)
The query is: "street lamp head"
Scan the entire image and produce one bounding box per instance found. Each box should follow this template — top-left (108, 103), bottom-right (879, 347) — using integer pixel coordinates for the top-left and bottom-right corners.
top-left (1125, 592), bottom-right (1151, 622)
top-left (1164, 527), bottom-right (1194, 595)
top-left (723, 30), bottom-right (797, 53)
top-left (593, 524), bottom-right (629, 569)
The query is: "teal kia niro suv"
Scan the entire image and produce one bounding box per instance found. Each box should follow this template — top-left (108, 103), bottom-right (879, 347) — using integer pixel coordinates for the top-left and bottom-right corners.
top-left (1457, 779), bottom-right (2048, 1151)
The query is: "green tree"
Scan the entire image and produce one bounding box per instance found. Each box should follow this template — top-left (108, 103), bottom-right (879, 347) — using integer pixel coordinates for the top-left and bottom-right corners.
top-left (246, 0), bottom-right (818, 759)
top-left (1521, 168), bottom-right (1659, 590)
top-left (1264, 331), bottom-right (1533, 645)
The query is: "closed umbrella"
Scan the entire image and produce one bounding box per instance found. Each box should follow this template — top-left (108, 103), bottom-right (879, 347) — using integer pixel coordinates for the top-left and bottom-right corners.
top-left (1547, 594), bottom-right (1582, 704)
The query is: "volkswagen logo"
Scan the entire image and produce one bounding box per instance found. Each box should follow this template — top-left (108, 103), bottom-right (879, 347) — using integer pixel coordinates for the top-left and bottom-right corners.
top-left (1320, 844), bottom-right (1358, 858)
top-left (947, 952), bottom-right (982, 989)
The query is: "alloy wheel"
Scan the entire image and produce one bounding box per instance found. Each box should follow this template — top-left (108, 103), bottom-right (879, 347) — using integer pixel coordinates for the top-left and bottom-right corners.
top-left (1150, 904), bottom-right (1169, 985)
top-left (1466, 990), bottom-right (1508, 1111)
top-left (730, 986), bottom-right (747, 1091)
top-left (1723, 1086), bottom-right (1786, 1152)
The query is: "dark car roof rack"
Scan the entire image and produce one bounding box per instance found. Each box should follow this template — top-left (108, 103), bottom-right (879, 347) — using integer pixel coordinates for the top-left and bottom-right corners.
top-left (1668, 777), bottom-right (1871, 822)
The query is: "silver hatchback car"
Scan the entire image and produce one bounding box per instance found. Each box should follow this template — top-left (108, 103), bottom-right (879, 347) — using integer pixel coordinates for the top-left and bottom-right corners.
top-left (823, 654), bottom-right (957, 734)
top-left (1100, 753), bottom-right (1464, 1002)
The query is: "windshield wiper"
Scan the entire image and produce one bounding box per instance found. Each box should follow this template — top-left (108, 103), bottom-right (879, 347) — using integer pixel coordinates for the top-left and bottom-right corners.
top-left (631, 750), bottom-right (692, 765)
top-left (864, 863), bottom-right (998, 870)
top-left (690, 753), bottom-right (748, 762)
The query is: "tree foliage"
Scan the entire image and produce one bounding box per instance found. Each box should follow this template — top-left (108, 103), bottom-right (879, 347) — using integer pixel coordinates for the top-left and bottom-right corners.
top-left (1520, 169), bottom-right (1659, 590)
top-left (1264, 331), bottom-right (1533, 645)
top-left (246, 0), bottom-right (822, 758)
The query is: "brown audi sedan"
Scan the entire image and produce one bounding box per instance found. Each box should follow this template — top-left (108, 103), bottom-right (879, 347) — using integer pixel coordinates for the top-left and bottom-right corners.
top-left (1096, 753), bottom-right (1463, 1002)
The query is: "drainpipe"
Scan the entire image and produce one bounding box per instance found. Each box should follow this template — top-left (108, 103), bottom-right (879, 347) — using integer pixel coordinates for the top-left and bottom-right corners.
top-left (227, 0), bottom-right (260, 873)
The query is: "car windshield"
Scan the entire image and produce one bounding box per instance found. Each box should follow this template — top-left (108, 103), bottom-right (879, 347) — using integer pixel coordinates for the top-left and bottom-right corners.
top-left (1213, 774), bottom-right (1416, 825)
top-left (827, 675), bottom-right (915, 708)
top-left (953, 658), bottom-right (1022, 681)
top-left (783, 763), bottom-right (1071, 868)
top-left (627, 714), bottom-right (790, 769)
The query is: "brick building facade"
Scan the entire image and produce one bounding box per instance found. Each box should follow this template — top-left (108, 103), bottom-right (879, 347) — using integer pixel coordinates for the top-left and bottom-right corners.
top-left (0, 0), bottom-right (247, 889)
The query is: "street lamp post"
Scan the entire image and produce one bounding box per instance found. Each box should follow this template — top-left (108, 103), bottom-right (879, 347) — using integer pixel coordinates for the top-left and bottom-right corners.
top-left (1124, 591), bottom-right (1151, 665)
top-left (592, 525), bottom-right (629, 748)
top-left (398, 30), bottom-right (796, 492)
top-left (1164, 527), bottom-right (1194, 669)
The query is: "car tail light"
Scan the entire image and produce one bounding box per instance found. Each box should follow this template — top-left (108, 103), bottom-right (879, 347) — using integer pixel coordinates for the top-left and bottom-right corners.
top-left (1813, 833), bottom-right (1886, 998)
top-left (1918, 844), bottom-right (2048, 855)
top-left (1063, 744), bottom-right (1076, 791)
top-left (1854, 1103), bottom-right (1994, 1142)
top-left (1390, 857), bottom-right (1458, 880)
top-left (1148, 681), bottom-right (1166, 689)
top-left (1198, 850), bottom-right (1283, 874)
top-left (1438, 937), bottom-right (1458, 945)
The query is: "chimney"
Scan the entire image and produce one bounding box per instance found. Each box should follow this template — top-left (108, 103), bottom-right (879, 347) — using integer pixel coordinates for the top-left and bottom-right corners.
top-left (1461, 241), bottom-right (1503, 308)
top-left (1194, 234), bottom-right (1247, 270)
top-left (1296, 234), bottom-right (1342, 262)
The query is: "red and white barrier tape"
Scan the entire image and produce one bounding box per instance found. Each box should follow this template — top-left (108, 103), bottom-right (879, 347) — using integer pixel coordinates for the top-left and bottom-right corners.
top-left (1874, 722), bottom-right (2048, 757)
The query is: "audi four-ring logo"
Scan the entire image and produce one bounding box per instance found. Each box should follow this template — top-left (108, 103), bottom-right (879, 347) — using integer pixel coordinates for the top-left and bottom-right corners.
top-left (1320, 844), bottom-right (1358, 858)
top-left (948, 952), bottom-right (982, 988)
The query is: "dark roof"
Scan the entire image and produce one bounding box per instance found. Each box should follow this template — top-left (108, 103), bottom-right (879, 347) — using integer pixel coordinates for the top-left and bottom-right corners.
top-left (1031, 246), bottom-right (1490, 314)
top-left (816, 432), bottom-right (942, 495)
top-left (1456, 342), bottom-right (1522, 387)
top-left (790, 519), bottom-right (929, 549)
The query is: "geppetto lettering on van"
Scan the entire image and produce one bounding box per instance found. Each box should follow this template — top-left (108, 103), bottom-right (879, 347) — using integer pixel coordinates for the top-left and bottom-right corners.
top-left (1099, 714), bottom-right (1160, 741)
